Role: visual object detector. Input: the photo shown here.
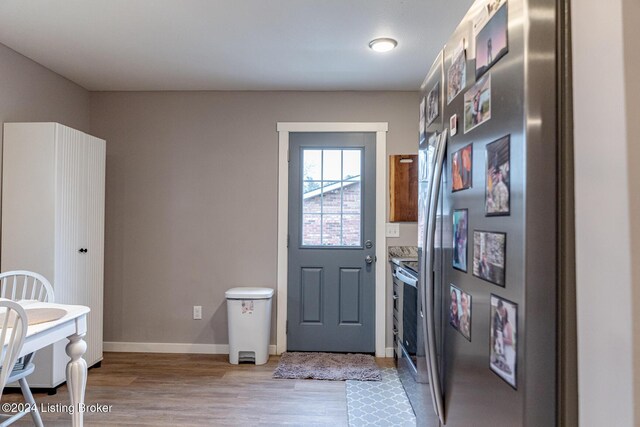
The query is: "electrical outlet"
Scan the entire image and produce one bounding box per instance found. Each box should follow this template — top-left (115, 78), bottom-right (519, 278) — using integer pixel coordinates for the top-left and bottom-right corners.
top-left (193, 305), bottom-right (202, 320)
top-left (386, 223), bottom-right (400, 238)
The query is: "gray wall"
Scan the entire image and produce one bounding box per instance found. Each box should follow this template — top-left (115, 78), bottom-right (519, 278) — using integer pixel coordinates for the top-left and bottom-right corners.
top-left (89, 91), bottom-right (418, 347)
top-left (0, 43), bottom-right (89, 266)
top-left (0, 42), bottom-right (90, 156)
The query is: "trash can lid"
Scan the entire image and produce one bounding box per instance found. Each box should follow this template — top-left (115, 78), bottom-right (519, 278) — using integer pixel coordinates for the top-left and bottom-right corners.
top-left (225, 287), bottom-right (274, 300)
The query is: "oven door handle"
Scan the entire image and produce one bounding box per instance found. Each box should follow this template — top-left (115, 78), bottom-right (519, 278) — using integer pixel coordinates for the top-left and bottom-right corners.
top-left (395, 269), bottom-right (417, 287)
top-left (420, 129), bottom-right (447, 425)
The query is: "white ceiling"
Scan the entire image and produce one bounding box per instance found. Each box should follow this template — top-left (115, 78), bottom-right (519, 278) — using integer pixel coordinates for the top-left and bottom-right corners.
top-left (0, 0), bottom-right (473, 91)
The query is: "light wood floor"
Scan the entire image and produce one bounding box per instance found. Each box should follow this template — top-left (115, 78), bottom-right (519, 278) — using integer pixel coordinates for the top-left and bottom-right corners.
top-left (2, 352), bottom-right (394, 426)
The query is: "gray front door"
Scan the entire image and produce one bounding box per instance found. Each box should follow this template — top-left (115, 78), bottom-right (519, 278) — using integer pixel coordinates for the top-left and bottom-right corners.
top-left (287, 132), bottom-right (376, 353)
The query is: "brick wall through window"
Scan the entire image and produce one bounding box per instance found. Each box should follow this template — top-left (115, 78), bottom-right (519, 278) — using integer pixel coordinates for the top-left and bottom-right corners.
top-left (302, 181), bottom-right (361, 246)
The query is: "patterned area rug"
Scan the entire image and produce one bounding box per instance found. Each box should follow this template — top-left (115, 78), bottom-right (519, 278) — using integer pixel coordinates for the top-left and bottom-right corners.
top-left (346, 368), bottom-right (416, 426)
top-left (272, 352), bottom-right (381, 381)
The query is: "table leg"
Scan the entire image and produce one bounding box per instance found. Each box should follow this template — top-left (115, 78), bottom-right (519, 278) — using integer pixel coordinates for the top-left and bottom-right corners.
top-left (66, 333), bottom-right (87, 427)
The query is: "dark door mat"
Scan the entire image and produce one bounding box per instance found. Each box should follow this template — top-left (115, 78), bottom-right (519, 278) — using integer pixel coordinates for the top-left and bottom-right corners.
top-left (272, 352), bottom-right (382, 381)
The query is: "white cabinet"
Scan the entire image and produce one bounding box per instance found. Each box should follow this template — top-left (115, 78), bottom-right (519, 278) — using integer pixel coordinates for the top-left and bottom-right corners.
top-left (1, 122), bottom-right (105, 388)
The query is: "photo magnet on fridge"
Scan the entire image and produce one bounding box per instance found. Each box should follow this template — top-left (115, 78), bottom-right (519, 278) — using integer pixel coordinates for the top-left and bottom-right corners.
top-left (452, 144), bottom-right (472, 192)
top-left (419, 97), bottom-right (427, 143)
top-left (489, 294), bottom-right (517, 389)
top-left (449, 285), bottom-right (461, 331)
top-left (452, 209), bottom-right (469, 272)
top-left (426, 82), bottom-right (440, 126)
top-left (447, 39), bottom-right (466, 104)
top-left (485, 135), bottom-right (511, 216)
top-left (464, 74), bottom-right (491, 134)
top-left (472, 230), bottom-right (506, 286)
top-left (450, 284), bottom-right (472, 341)
top-left (450, 114), bottom-right (458, 136)
top-left (473, 0), bottom-right (507, 35)
top-left (475, 2), bottom-right (509, 78)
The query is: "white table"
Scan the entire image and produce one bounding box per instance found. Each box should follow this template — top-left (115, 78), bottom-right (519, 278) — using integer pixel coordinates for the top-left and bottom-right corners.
top-left (7, 301), bottom-right (90, 427)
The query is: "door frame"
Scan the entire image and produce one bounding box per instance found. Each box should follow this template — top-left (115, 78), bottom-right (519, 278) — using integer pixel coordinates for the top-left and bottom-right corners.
top-left (276, 122), bottom-right (388, 357)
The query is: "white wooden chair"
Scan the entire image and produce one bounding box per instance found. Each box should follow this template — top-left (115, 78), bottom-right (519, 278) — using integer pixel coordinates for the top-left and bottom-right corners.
top-left (0, 299), bottom-right (29, 425)
top-left (0, 272), bottom-right (54, 304)
top-left (0, 271), bottom-right (54, 427)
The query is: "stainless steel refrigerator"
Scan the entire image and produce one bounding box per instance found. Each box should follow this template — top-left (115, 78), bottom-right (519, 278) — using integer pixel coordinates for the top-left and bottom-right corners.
top-left (404, 0), bottom-right (573, 425)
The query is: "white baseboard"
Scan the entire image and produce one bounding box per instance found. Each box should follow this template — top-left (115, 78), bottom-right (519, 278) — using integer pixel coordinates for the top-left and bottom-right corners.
top-left (104, 341), bottom-right (277, 355)
top-left (104, 341), bottom-right (390, 358)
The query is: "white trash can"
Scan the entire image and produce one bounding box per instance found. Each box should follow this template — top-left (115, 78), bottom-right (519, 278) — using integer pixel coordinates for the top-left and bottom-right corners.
top-left (225, 287), bottom-right (274, 365)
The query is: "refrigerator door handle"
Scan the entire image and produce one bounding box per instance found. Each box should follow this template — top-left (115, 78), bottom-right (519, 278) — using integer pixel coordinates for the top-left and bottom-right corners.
top-left (421, 129), bottom-right (447, 425)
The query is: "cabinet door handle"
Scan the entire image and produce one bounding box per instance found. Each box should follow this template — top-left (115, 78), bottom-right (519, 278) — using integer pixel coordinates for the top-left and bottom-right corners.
top-left (78, 248), bottom-right (88, 253)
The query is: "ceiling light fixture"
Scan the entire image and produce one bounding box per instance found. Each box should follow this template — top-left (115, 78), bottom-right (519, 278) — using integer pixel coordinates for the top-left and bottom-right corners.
top-left (369, 38), bottom-right (398, 53)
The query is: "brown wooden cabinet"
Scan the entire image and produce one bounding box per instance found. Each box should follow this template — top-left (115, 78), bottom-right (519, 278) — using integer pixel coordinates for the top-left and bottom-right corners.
top-left (389, 154), bottom-right (418, 222)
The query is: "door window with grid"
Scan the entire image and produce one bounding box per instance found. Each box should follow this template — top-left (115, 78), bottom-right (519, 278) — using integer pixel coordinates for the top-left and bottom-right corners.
top-left (301, 149), bottom-right (362, 247)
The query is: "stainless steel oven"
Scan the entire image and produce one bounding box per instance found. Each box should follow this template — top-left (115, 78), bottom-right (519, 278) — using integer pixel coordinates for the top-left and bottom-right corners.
top-left (396, 267), bottom-right (417, 355)
top-left (391, 258), bottom-right (433, 423)
top-left (391, 260), bottom-right (425, 378)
